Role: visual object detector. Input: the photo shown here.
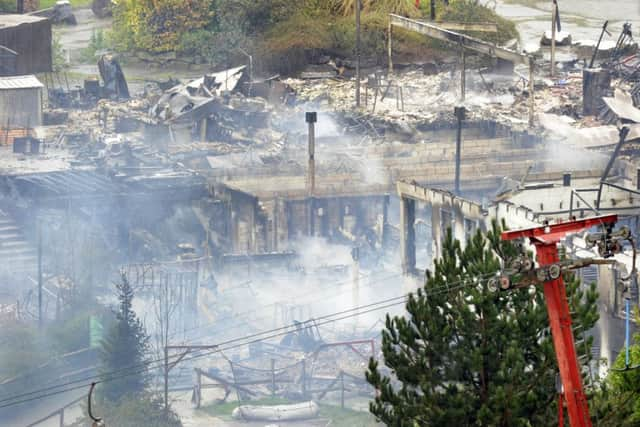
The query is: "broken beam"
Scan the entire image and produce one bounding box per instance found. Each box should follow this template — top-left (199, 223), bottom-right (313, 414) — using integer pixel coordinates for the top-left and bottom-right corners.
top-left (390, 14), bottom-right (530, 65)
top-left (436, 22), bottom-right (498, 33)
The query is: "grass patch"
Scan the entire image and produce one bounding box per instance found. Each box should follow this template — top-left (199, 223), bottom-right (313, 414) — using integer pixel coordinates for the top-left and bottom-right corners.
top-left (41, 0), bottom-right (92, 8)
top-left (199, 399), bottom-right (378, 425)
top-left (318, 404), bottom-right (379, 427)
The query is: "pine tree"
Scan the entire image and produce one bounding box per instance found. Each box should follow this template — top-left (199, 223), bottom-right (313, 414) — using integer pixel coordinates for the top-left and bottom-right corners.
top-left (366, 221), bottom-right (599, 426)
top-left (99, 272), bottom-right (150, 403)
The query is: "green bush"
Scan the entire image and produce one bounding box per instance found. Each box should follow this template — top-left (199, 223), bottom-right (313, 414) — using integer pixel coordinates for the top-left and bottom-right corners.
top-left (0, 0), bottom-right (15, 12)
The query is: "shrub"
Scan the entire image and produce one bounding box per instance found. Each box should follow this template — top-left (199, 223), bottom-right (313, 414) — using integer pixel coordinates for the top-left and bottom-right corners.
top-left (111, 0), bottom-right (213, 53)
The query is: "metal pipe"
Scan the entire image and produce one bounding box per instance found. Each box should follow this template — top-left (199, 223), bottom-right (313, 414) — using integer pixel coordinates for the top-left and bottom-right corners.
top-left (306, 112), bottom-right (317, 236)
top-left (597, 126), bottom-right (630, 209)
top-left (306, 112), bottom-right (317, 197)
top-left (589, 21), bottom-right (609, 68)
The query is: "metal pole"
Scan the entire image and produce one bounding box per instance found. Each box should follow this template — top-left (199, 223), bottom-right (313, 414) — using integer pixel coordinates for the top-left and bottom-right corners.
top-left (626, 298), bottom-right (630, 367)
top-left (388, 18), bottom-right (393, 76)
top-left (529, 58), bottom-right (535, 128)
top-left (355, 0), bottom-right (361, 108)
top-left (164, 346), bottom-right (169, 419)
top-left (306, 112), bottom-right (317, 197)
top-left (589, 21), bottom-right (609, 68)
top-left (454, 106), bottom-right (466, 195)
top-left (551, 1), bottom-right (556, 77)
top-left (38, 220), bottom-right (42, 329)
top-left (460, 47), bottom-right (466, 102)
top-left (271, 358), bottom-right (276, 396)
top-left (340, 371), bottom-right (345, 409)
top-left (306, 112), bottom-right (317, 236)
top-left (301, 358), bottom-right (307, 398)
top-left (16, 0), bottom-right (24, 13)
top-left (597, 126), bottom-right (630, 209)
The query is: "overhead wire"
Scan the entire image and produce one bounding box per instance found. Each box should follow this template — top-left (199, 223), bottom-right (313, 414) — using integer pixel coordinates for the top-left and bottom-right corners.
top-left (0, 270), bottom-right (408, 406)
top-left (0, 273), bottom-right (499, 409)
top-left (172, 269), bottom-right (404, 343)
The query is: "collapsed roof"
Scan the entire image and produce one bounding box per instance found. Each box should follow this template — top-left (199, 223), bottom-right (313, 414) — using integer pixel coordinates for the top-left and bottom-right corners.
top-left (149, 66), bottom-right (246, 123)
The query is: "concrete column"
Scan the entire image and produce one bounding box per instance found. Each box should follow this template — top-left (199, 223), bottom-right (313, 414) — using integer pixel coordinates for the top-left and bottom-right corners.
top-left (400, 197), bottom-right (416, 274)
top-left (431, 204), bottom-right (442, 261)
top-left (453, 205), bottom-right (466, 247)
top-left (250, 201), bottom-right (257, 253)
top-left (200, 118), bottom-right (208, 142)
top-left (273, 198), bottom-right (279, 252)
top-left (382, 195), bottom-right (390, 247)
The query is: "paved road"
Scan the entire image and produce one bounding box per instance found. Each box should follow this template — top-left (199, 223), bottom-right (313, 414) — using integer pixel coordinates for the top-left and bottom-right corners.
top-left (494, 0), bottom-right (640, 49)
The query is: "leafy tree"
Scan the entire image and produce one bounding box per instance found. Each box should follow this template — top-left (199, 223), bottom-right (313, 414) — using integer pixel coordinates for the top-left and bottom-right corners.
top-left (366, 223), bottom-right (599, 426)
top-left (99, 273), bottom-right (150, 403)
top-left (111, 0), bottom-right (213, 52)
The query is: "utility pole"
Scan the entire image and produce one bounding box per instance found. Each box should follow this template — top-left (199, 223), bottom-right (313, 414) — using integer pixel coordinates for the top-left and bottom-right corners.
top-left (454, 106), bottom-right (466, 195)
top-left (355, 0), bottom-right (361, 108)
top-left (37, 220), bottom-right (43, 328)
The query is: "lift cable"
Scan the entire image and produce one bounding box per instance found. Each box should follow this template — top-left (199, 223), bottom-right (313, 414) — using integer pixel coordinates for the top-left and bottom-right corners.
top-left (0, 272), bottom-right (501, 409)
top-left (0, 296), bottom-right (418, 409)
top-left (0, 270), bottom-right (413, 406)
top-left (169, 270), bottom-right (405, 343)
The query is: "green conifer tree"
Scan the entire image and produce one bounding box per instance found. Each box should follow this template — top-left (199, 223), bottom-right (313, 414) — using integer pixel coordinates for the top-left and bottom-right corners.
top-left (366, 222), bottom-right (599, 426)
top-left (99, 273), bottom-right (150, 403)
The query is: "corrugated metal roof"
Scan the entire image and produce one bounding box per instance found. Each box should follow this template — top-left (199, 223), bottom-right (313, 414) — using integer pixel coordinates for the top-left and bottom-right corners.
top-left (0, 75), bottom-right (43, 90)
top-left (0, 14), bottom-right (48, 28)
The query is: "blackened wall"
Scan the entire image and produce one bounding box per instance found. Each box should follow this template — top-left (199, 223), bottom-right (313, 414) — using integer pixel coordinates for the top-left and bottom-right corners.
top-left (0, 15), bottom-right (52, 75)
